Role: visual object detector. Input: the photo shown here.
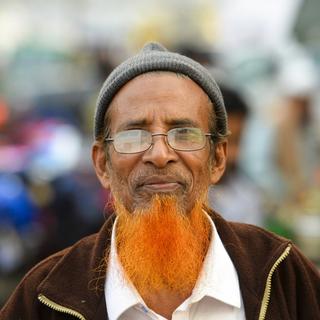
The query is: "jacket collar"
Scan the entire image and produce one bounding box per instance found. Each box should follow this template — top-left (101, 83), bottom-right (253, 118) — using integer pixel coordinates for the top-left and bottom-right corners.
top-left (209, 210), bottom-right (291, 319)
top-left (37, 214), bottom-right (116, 320)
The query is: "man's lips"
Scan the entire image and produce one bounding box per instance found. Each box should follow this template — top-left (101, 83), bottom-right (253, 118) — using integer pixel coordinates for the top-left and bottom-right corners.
top-left (136, 176), bottom-right (183, 192)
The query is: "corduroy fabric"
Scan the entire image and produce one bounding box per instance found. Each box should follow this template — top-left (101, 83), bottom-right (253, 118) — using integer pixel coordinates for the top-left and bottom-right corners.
top-left (94, 42), bottom-right (227, 139)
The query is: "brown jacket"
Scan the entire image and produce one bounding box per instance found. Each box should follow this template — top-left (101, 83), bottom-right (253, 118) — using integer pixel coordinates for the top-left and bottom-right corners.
top-left (1, 211), bottom-right (320, 320)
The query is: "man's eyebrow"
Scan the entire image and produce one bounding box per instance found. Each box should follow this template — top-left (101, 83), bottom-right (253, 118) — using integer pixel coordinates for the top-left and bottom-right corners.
top-left (166, 119), bottom-right (199, 127)
top-left (118, 118), bottom-right (199, 131)
top-left (118, 119), bottom-right (149, 130)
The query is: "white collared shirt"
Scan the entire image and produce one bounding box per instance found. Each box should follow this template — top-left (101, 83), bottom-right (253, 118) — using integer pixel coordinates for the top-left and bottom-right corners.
top-left (105, 213), bottom-right (246, 320)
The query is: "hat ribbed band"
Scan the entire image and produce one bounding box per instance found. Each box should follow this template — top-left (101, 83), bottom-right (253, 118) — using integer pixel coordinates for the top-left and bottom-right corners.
top-left (94, 43), bottom-right (227, 139)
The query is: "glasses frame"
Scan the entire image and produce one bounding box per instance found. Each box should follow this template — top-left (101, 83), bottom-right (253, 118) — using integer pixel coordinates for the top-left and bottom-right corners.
top-left (105, 127), bottom-right (213, 154)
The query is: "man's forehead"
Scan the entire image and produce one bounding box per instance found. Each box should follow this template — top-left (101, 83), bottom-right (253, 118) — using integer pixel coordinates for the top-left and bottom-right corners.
top-left (106, 73), bottom-right (212, 132)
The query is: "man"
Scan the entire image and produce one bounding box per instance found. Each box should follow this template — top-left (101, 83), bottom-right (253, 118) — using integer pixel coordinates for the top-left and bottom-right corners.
top-left (1, 42), bottom-right (319, 320)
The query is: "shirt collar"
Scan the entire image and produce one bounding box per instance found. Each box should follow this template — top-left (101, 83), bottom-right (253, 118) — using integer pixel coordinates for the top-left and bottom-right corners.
top-left (190, 211), bottom-right (242, 308)
top-left (105, 219), bottom-right (143, 320)
top-left (105, 212), bottom-right (242, 320)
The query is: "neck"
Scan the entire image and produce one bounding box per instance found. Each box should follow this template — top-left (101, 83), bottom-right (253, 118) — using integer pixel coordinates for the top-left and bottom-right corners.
top-left (142, 289), bottom-right (193, 320)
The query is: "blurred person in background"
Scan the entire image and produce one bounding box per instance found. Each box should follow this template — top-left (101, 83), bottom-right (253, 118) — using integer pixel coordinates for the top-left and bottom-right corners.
top-left (274, 52), bottom-right (319, 200)
top-left (1, 42), bottom-right (319, 320)
top-left (209, 85), bottom-right (265, 226)
top-left (0, 43), bottom-right (115, 307)
top-left (269, 53), bottom-right (320, 265)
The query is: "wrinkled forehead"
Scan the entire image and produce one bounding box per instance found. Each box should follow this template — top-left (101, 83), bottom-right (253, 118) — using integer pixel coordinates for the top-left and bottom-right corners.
top-left (106, 72), bottom-right (212, 132)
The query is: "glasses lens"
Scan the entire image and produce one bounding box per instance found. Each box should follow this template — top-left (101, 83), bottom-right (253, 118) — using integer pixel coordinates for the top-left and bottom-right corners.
top-left (113, 130), bottom-right (151, 153)
top-left (168, 127), bottom-right (206, 151)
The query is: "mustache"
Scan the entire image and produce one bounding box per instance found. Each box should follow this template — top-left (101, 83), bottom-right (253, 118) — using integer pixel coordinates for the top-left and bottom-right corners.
top-left (131, 167), bottom-right (190, 190)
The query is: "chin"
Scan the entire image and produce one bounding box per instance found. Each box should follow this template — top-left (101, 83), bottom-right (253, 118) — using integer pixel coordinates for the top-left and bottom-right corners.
top-left (131, 192), bottom-right (188, 212)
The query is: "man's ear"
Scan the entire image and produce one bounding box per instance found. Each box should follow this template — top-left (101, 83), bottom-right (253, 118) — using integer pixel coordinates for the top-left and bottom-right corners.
top-left (92, 141), bottom-right (111, 189)
top-left (210, 141), bottom-right (227, 185)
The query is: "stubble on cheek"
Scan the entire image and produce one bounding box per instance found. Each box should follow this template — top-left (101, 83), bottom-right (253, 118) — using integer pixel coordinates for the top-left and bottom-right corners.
top-left (109, 166), bottom-right (194, 212)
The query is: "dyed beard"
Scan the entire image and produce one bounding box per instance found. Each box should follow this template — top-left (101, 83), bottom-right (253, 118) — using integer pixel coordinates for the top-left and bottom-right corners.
top-left (114, 194), bottom-right (211, 300)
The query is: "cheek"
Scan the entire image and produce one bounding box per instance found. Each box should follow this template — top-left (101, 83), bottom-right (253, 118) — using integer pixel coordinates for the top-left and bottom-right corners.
top-left (181, 152), bottom-right (212, 187)
top-left (108, 154), bottom-right (141, 192)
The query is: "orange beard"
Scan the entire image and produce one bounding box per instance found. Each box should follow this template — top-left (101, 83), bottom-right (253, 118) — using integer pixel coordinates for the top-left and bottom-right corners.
top-left (114, 195), bottom-right (211, 299)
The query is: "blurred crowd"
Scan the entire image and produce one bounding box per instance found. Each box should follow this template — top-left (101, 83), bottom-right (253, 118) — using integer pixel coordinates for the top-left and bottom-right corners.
top-left (0, 45), bottom-right (116, 304)
top-left (1, 0), bottom-right (320, 307)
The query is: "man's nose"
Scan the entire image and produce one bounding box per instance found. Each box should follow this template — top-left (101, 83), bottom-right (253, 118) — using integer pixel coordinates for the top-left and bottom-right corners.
top-left (142, 135), bottom-right (178, 168)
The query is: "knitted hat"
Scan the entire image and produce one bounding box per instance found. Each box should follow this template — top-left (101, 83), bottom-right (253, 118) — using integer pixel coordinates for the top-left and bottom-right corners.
top-left (94, 42), bottom-right (227, 139)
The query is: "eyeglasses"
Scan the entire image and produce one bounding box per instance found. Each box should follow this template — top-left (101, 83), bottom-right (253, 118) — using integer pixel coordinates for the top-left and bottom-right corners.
top-left (105, 127), bottom-right (213, 154)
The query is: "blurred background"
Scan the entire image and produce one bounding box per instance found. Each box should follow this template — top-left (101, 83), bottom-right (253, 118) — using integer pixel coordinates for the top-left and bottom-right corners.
top-left (1, 0), bottom-right (320, 307)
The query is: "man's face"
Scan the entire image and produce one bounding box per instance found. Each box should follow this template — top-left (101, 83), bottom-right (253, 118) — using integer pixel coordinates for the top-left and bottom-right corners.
top-left (93, 72), bottom-right (226, 213)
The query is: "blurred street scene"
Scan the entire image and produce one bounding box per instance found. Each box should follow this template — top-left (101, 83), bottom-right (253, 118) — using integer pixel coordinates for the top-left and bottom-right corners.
top-left (1, 0), bottom-right (320, 307)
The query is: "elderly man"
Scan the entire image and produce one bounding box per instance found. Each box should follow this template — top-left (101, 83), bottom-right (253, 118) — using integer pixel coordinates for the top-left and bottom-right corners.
top-left (1, 42), bottom-right (319, 320)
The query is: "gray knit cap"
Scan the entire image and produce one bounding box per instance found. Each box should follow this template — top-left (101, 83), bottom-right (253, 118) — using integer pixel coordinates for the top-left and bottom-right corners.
top-left (94, 42), bottom-right (227, 139)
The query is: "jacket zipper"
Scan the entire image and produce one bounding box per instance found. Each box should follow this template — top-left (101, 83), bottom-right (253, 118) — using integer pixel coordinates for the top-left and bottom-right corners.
top-left (38, 294), bottom-right (86, 320)
top-left (258, 244), bottom-right (292, 320)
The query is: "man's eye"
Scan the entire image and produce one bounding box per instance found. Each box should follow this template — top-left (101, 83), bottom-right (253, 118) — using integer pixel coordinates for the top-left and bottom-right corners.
top-left (178, 128), bottom-right (198, 136)
top-left (176, 128), bottom-right (192, 133)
